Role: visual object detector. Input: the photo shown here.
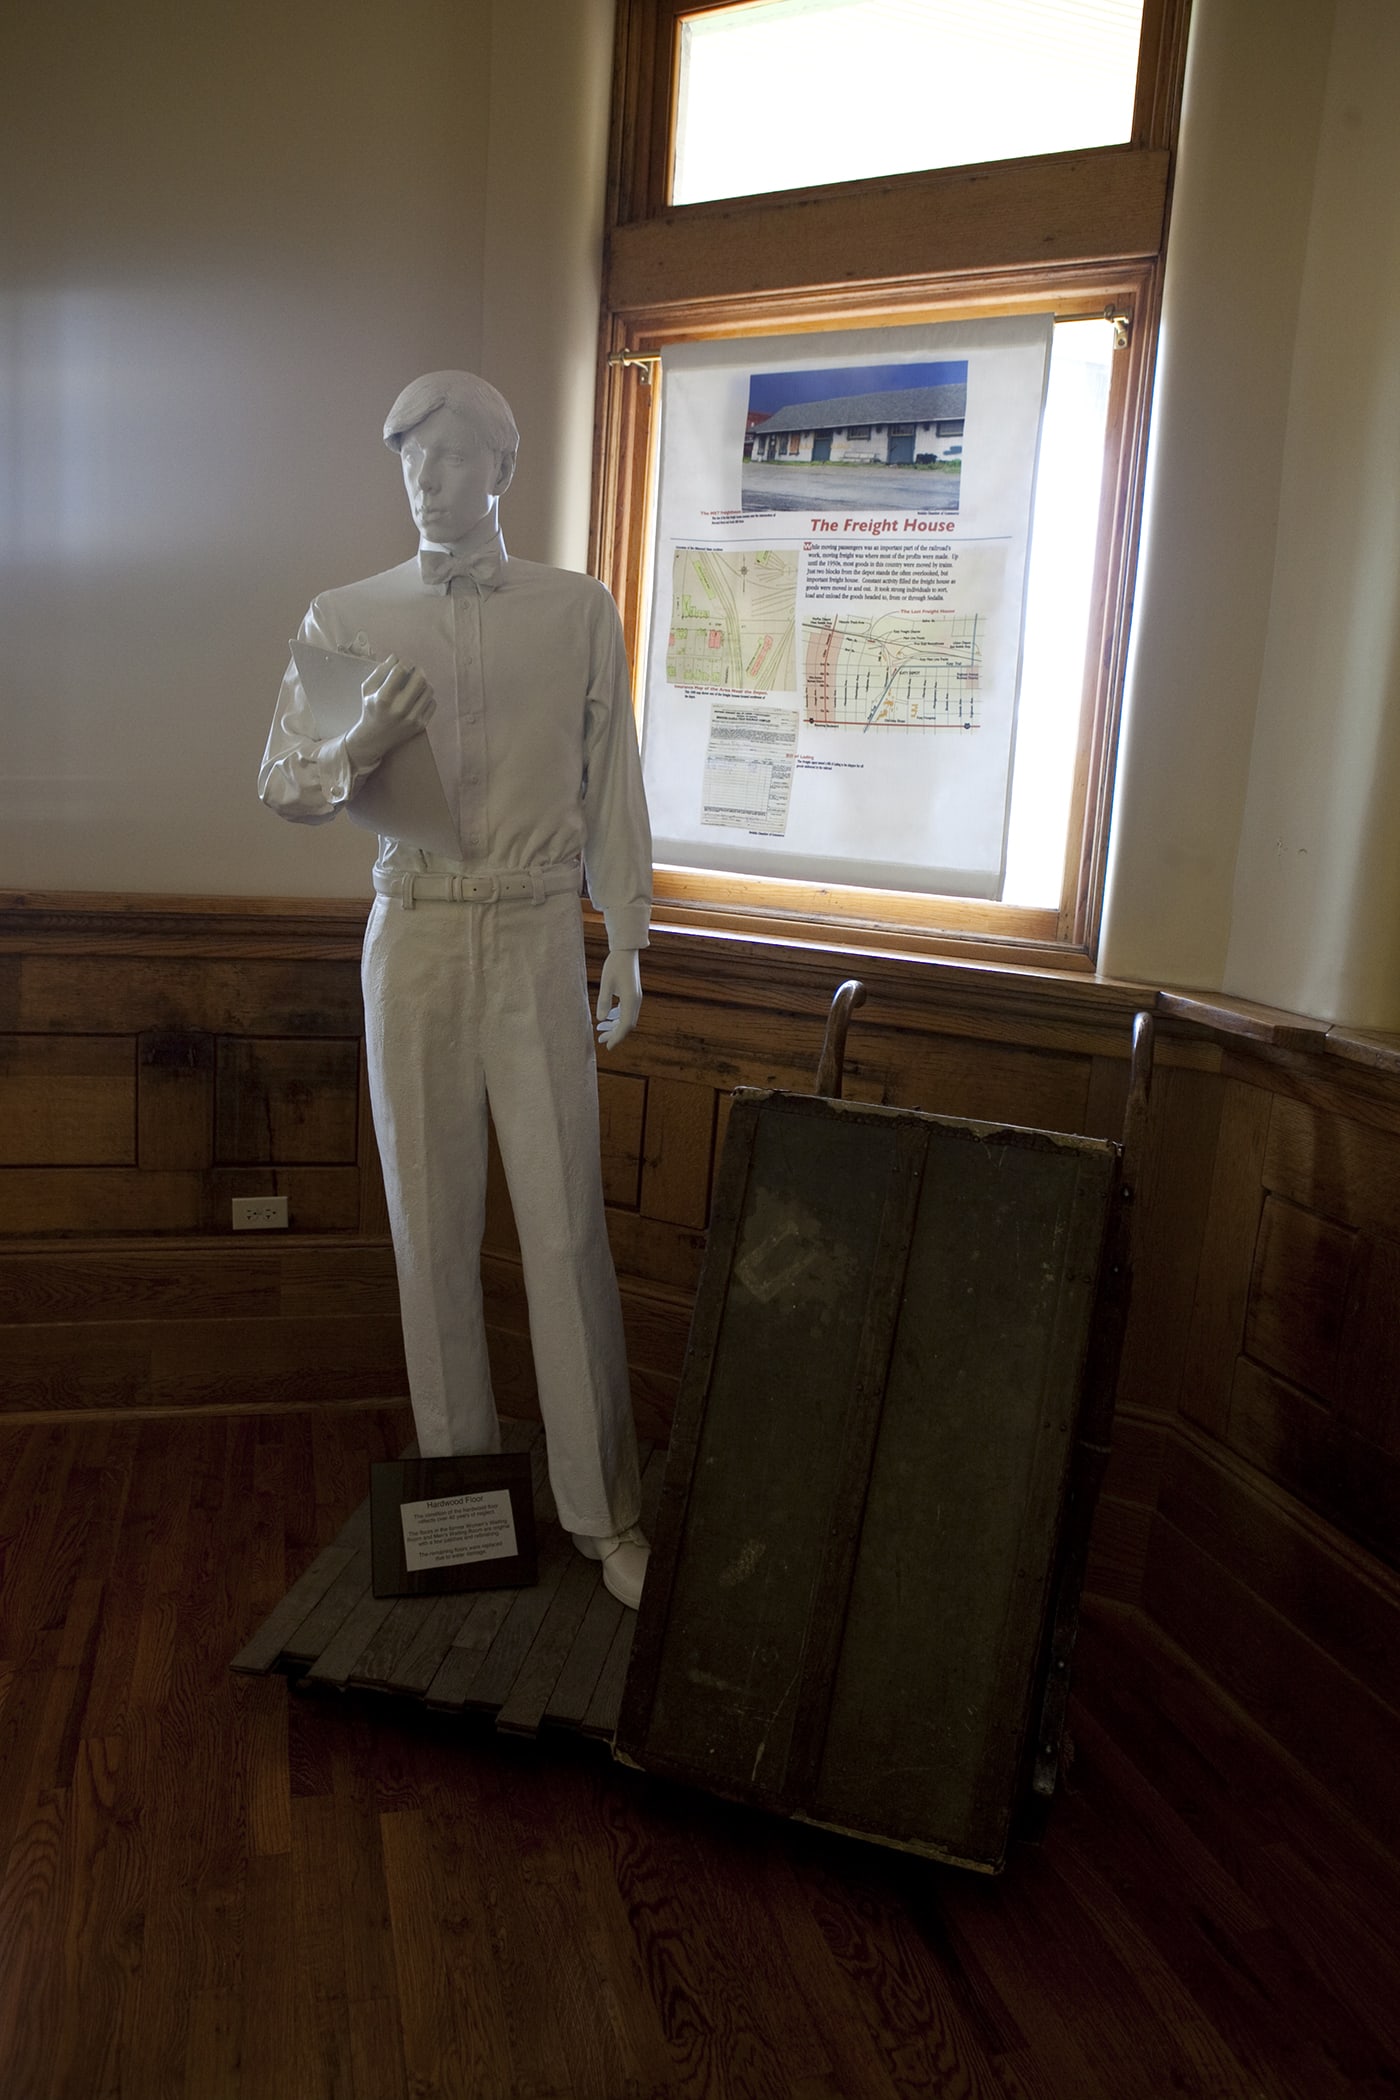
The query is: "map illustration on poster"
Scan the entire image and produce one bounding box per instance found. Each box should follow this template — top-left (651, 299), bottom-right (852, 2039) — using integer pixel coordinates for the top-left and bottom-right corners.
top-left (640, 319), bottom-right (1052, 900)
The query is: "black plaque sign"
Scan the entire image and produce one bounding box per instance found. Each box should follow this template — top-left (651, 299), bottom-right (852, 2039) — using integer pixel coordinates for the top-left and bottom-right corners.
top-left (370, 1453), bottom-right (537, 1598)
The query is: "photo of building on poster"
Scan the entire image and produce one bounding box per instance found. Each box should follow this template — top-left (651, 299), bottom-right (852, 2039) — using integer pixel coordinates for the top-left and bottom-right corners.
top-left (742, 360), bottom-right (968, 514)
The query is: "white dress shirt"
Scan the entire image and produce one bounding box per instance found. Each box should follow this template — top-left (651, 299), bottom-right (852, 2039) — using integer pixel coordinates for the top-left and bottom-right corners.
top-left (259, 525), bottom-right (652, 952)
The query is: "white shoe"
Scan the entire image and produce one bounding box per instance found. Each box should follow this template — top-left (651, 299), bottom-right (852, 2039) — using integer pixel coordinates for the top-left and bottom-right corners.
top-left (571, 1524), bottom-right (650, 1610)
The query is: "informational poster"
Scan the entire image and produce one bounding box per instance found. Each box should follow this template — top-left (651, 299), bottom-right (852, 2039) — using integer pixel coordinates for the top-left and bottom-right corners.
top-left (641, 318), bottom-right (1052, 899)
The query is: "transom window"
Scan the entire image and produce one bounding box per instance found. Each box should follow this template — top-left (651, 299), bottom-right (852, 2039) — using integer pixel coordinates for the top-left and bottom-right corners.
top-left (672, 0), bottom-right (1146, 207)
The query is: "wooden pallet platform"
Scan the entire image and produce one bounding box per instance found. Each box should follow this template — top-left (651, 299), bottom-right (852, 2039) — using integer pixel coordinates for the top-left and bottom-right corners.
top-left (231, 1421), bottom-right (664, 1742)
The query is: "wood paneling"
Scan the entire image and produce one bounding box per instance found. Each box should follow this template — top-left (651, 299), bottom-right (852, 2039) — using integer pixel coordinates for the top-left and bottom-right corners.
top-left (215, 1038), bottom-right (360, 1165)
top-left (1083, 1051), bottom-right (1131, 1141)
top-left (597, 1069), bottom-right (645, 1207)
top-left (1227, 1355), bottom-right (1400, 1570)
top-left (0, 1035), bottom-right (134, 1165)
top-left (1084, 1497), bottom-right (1154, 1605)
top-left (1336, 1228), bottom-right (1400, 1454)
top-left (1141, 1508), bottom-right (1400, 1860)
top-left (1115, 1064), bottom-right (1221, 1421)
top-left (0, 910), bottom-right (377, 1250)
top-left (638, 1075), bottom-right (713, 1227)
top-left (603, 1207), bottom-right (707, 1295)
top-left (0, 1239), bottom-right (406, 1416)
top-left (1178, 1078), bottom-right (1272, 1436)
top-left (0, 1244), bottom-right (282, 1325)
top-left (1243, 1195), bottom-right (1354, 1402)
top-left (0, 1166), bottom-right (206, 1237)
top-left (1265, 1091), bottom-right (1400, 1226)
top-left (1157, 1425), bottom-right (1400, 1704)
top-left (887, 1033), bottom-right (1092, 1130)
top-left (0, 898), bottom-right (1170, 1573)
top-left (15, 955), bottom-right (364, 1037)
top-left (137, 1029), bottom-right (214, 1170)
top-left (1224, 1035), bottom-right (1400, 1141)
top-left (2, 1309), bottom-right (408, 1415)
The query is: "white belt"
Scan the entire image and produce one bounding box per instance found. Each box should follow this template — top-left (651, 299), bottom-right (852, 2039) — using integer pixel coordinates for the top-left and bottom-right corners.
top-left (373, 860), bottom-right (582, 910)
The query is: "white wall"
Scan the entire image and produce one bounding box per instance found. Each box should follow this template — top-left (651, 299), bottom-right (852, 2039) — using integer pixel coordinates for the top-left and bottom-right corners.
top-left (0, 0), bottom-right (615, 901)
top-left (1223, 0), bottom-right (1400, 1024)
top-left (482, 0), bottom-right (616, 572)
top-left (1102, 0), bottom-right (1400, 1025)
top-left (1099, 0), bottom-right (1333, 991)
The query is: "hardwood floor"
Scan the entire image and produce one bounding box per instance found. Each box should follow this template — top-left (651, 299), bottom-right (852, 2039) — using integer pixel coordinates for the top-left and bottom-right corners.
top-left (1, 1409), bottom-right (1397, 2100)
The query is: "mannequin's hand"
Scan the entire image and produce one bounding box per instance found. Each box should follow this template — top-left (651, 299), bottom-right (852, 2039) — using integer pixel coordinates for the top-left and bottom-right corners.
top-left (344, 656), bottom-right (435, 770)
top-left (596, 949), bottom-right (642, 1051)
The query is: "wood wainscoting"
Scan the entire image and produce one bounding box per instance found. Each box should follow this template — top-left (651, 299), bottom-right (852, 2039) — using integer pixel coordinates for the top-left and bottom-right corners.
top-left (1128, 1005), bottom-right (1400, 1856)
top-left (3, 892), bottom-right (1400, 1855)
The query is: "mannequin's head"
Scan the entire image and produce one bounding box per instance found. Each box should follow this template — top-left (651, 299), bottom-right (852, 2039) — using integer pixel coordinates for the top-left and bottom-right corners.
top-left (383, 371), bottom-right (518, 547)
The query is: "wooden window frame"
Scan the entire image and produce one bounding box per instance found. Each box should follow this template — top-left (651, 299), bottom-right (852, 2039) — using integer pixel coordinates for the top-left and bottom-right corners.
top-left (592, 0), bottom-right (1193, 971)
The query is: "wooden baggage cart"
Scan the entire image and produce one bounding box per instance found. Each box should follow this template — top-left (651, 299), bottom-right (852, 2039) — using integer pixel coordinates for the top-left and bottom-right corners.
top-left (616, 983), bottom-right (1153, 1873)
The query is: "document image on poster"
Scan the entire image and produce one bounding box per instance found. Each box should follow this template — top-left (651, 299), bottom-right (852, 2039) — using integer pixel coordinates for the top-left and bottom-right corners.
top-left (641, 319), bottom-right (1051, 899)
top-left (804, 608), bottom-right (986, 730)
top-left (667, 547), bottom-right (798, 692)
top-left (702, 703), bottom-right (799, 837)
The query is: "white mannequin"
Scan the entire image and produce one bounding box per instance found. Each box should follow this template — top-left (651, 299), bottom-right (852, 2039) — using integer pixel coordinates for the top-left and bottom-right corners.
top-left (260, 373), bottom-right (652, 1607)
top-left (350, 401), bottom-right (644, 1055)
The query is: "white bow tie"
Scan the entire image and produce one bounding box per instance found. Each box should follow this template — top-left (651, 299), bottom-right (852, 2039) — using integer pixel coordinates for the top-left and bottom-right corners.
top-left (419, 543), bottom-right (505, 593)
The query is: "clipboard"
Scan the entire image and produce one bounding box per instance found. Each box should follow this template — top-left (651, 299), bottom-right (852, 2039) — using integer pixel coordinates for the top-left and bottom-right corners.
top-left (292, 639), bottom-right (461, 859)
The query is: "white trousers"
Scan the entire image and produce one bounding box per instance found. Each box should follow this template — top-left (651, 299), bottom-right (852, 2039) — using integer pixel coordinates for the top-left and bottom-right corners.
top-left (361, 889), bottom-right (641, 1538)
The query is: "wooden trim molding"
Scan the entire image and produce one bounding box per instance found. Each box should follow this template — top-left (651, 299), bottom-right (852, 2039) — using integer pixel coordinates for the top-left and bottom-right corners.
top-left (606, 148), bottom-right (1170, 312)
top-left (0, 890), bottom-right (370, 961)
top-left (1159, 988), bottom-right (1400, 1077)
top-left (8, 890), bottom-right (1387, 1071)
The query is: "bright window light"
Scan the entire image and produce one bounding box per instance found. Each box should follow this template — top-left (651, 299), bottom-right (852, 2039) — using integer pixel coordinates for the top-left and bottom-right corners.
top-left (1002, 317), bottom-right (1115, 906)
top-left (673, 0), bottom-right (1144, 206)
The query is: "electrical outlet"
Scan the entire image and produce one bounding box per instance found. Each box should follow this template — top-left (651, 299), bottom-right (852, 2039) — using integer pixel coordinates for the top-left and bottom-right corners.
top-left (232, 1195), bottom-right (289, 1231)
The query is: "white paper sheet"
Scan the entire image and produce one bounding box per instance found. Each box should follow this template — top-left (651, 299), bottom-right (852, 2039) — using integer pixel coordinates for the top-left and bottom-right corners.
top-left (399, 1488), bottom-right (519, 1572)
top-left (292, 639), bottom-right (461, 859)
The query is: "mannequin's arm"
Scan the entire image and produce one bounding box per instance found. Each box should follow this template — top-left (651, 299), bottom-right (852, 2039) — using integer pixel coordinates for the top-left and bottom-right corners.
top-left (595, 949), bottom-right (642, 1050)
top-left (260, 651), bottom-right (434, 821)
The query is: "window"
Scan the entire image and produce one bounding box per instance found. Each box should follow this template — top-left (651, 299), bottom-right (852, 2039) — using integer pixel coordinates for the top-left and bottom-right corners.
top-left (595, 0), bottom-right (1191, 967)
top-left (671, 0), bottom-right (1146, 206)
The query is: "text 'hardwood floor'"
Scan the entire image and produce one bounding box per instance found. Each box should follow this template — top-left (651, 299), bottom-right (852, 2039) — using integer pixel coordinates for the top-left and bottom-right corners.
top-left (1, 1408), bottom-right (1397, 2100)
